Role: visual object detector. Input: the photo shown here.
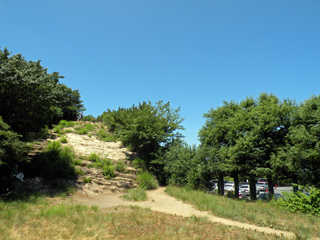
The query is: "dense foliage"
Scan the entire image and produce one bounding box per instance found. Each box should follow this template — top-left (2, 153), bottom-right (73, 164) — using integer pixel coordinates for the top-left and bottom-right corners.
top-left (101, 101), bottom-right (185, 183)
top-left (273, 185), bottom-right (320, 216)
top-left (0, 117), bottom-right (29, 174)
top-left (29, 141), bottom-right (76, 180)
top-left (0, 48), bottom-right (85, 137)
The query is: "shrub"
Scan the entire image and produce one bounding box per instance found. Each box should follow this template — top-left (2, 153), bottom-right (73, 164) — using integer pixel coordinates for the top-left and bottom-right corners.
top-left (137, 172), bottom-right (158, 190)
top-left (272, 185), bottom-right (320, 216)
top-left (103, 165), bottom-right (115, 180)
top-left (114, 161), bottom-right (126, 173)
top-left (122, 188), bottom-right (147, 201)
top-left (30, 141), bottom-right (76, 180)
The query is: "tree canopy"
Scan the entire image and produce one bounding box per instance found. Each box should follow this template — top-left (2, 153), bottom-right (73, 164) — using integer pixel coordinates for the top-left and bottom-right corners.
top-left (0, 48), bottom-right (85, 137)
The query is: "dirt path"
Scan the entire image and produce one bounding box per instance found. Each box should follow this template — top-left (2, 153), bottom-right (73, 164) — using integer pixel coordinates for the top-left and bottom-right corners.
top-left (74, 187), bottom-right (296, 239)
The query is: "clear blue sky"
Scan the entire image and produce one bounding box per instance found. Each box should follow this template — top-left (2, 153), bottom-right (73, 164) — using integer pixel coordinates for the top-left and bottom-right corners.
top-left (1, 1), bottom-right (320, 146)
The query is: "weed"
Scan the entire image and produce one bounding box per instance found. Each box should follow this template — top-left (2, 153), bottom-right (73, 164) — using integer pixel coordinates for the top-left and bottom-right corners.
top-left (83, 177), bottom-right (92, 183)
top-left (74, 159), bottom-right (83, 166)
top-left (75, 167), bottom-right (85, 175)
top-left (103, 165), bottom-right (115, 179)
top-left (114, 161), bottom-right (127, 173)
top-left (60, 136), bottom-right (68, 143)
top-left (88, 153), bottom-right (100, 162)
top-left (91, 205), bottom-right (99, 212)
top-left (121, 188), bottom-right (147, 201)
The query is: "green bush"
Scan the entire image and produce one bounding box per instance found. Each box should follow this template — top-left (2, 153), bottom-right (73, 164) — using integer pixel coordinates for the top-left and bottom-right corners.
top-left (122, 188), bottom-right (147, 201)
top-left (102, 165), bottom-right (115, 179)
top-left (114, 161), bottom-right (126, 173)
top-left (272, 185), bottom-right (320, 216)
top-left (30, 141), bottom-right (76, 180)
top-left (137, 172), bottom-right (158, 190)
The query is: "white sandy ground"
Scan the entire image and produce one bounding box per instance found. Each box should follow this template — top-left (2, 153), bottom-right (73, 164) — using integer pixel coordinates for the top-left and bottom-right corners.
top-left (73, 187), bottom-right (296, 239)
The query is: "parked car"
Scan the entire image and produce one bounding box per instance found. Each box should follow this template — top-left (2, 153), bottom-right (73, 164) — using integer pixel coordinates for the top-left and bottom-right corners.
top-left (239, 184), bottom-right (250, 196)
top-left (224, 184), bottom-right (234, 193)
top-left (257, 178), bottom-right (268, 183)
top-left (256, 182), bottom-right (268, 194)
top-left (257, 192), bottom-right (282, 201)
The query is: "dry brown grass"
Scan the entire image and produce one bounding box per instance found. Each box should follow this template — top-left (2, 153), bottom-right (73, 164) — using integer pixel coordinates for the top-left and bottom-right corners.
top-left (0, 196), bottom-right (287, 240)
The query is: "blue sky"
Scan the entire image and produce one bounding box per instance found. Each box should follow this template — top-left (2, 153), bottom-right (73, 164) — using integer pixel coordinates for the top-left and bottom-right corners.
top-left (1, 1), bottom-right (320, 146)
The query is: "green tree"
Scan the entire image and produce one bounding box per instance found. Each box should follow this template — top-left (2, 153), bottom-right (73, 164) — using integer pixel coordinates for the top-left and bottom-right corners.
top-left (275, 95), bottom-right (320, 187)
top-left (0, 48), bottom-right (85, 136)
top-left (0, 117), bottom-right (29, 175)
top-left (102, 101), bottom-right (185, 182)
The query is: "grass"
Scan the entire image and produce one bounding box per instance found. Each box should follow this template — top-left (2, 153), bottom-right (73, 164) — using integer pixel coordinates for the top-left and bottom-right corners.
top-left (165, 185), bottom-right (320, 239)
top-left (97, 129), bottom-right (118, 142)
top-left (121, 188), bottom-right (147, 201)
top-left (0, 194), bottom-right (287, 240)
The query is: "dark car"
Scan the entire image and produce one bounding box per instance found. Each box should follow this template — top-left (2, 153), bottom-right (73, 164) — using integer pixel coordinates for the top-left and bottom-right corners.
top-left (257, 192), bottom-right (282, 201)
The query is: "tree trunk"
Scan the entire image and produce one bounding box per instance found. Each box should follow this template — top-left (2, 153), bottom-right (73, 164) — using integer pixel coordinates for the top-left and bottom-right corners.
top-left (267, 176), bottom-right (274, 198)
top-left (292, 174), bottom-right (298, 193)
top-left (218, 174), bottom-right (224, 196)
top-left (234, 172), bottom-right (239, 199)
top-left (249, 176), bottom-right (257, 200)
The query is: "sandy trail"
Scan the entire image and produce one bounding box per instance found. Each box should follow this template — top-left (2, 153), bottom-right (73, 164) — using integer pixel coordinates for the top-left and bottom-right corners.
top-left (74, 187), bottom-right (295, 239)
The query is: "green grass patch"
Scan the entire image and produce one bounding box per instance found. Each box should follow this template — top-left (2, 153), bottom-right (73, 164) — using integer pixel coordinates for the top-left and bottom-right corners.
top-left (97, 129), bottom-right (118, 142)
top-left (122, 188), bottom-right (147, 201)
top-left (165, 185), bottom-right (320, 238)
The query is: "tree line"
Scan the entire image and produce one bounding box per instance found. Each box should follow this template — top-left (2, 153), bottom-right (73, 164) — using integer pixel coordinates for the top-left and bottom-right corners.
top-left (160, 93), bottom-right (320, 200)
top-left (1, 48), bottom-right (319, 199)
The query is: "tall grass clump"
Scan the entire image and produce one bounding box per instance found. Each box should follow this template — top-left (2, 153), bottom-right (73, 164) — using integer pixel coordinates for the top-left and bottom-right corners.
top-left (30, 141), bottom-right (76, 180)
top-left (88, 153), bottom-right (100, 162)
top-left (137, 172), bottom-right (158, 190)
top-left (122, 188), bottom-right (147, 201)
top-left (58, 120), bottom-right (76, 128)
top-left (102, 165), bottom-right (115, 179)
top-left (114, 161), bottom-right (126, 173)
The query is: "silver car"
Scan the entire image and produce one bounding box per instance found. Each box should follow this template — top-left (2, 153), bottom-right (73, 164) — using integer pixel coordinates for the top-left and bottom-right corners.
top-left (256, 183), bottom-right (268, 194)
